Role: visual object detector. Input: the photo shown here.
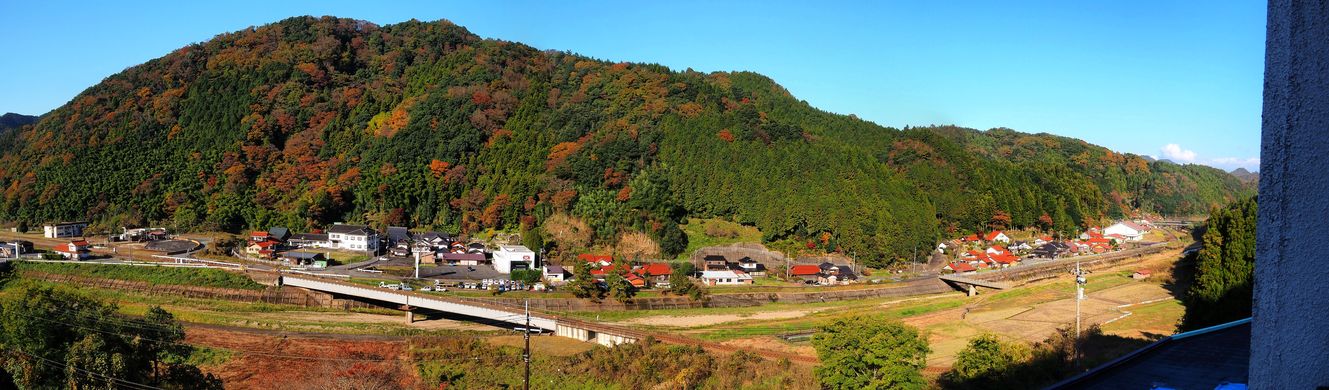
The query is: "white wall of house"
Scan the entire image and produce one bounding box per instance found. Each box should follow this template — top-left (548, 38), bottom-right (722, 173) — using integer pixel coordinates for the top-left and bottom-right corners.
top-left (1104, 223), bottom-right (1143, 240)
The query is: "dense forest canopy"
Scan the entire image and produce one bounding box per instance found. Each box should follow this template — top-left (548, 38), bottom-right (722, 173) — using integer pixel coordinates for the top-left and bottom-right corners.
top-left (0, 16), bottom-right (1251, 267)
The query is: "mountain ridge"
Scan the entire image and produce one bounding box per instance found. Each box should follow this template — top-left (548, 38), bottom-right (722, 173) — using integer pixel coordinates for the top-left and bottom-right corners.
top-left (0, 16), bottom-right (1252, 266)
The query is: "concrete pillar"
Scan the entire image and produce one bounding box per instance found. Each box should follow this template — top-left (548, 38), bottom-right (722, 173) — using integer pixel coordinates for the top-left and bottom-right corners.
top-left (1255, 1), bottom-right (1329, 388)
top-left (967, 285), bottom-right (976, 297)
top-left (404, 308), bottom-right (414, 324)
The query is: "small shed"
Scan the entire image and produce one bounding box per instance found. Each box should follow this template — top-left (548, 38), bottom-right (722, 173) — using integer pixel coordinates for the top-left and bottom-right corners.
top-left (1132, 269), bottom-right (1153, 280)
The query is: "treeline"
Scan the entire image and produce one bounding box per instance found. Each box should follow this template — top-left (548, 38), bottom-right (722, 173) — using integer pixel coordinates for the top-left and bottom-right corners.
top-left (0, 16), bottom-right (1251, 268)
top-left (0, 283), bottom-right (223, 388)
top-left (1182, 196), bottom-right (1256, 330)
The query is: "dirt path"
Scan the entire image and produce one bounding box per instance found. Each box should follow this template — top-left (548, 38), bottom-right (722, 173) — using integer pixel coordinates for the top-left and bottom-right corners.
top-left (615, 308), bottom-right (826, 328)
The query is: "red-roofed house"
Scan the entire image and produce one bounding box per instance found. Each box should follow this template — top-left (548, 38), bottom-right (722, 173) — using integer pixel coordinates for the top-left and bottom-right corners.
top-left (1132, 269), bottom-right (1153, 280)
top-left (790, 264), bottom-right (821, 282)
top-left (944, 262), bottom-right (976, 273)
top-left (625, 273), bottom-right (647, 288)
top-left (984, 231), bottom-right (1011, 243)
top-left (578, 254), bottom-right (613, 267)
top-left (55, 241), bottom-right (90, 260)
top-left (963, 250), bottom-right (984, 260)
top-left (635, 263), bottom-right (673, 285)
top-left (990, 254), bottom-right (1019, 267)
top-left (249, 231), bottom-right (271, 242)
top-left (986, 246), bottom-right (1009, 256)
top-left (246, 240), bottom-right (279, 256)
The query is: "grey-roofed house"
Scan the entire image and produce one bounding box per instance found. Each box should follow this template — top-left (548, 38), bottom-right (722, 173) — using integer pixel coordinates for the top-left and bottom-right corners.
top-left (440, 252), bottom-right (488, 266)
top-left (736, 257), bottom-right (767, 277)
top-left (415, 231), bottom-right (451, 248)
top-left (543, 265), bottom-right (569, 283)
top-left (327, 223), bottom-right (379, 253)
top-left (267, 227), bottom-right (291, 242)
top-left (288, 233), bottom-right (330, 249)
top-left (280, 251), bottom-right (328, 267)
top-left (386, 226), bottom-right (412, 246)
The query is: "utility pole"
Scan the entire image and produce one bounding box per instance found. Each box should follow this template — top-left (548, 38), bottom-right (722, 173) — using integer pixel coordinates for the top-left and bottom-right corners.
top-left (1073, 257), bottom-right (1087, 367)
top-left (523, 299), bottom-right (531, 390)
top-left (413, 251), bottom-right (421, 279)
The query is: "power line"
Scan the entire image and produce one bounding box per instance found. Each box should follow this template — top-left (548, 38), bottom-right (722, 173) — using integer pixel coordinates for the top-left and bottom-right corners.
top-left (9, 310), bottom-right (517, 364)
top-left (5, 349), bottom-right (164, 390)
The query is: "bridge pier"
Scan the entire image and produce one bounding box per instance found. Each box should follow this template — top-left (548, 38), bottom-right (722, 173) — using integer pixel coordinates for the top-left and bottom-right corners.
top-left (401, 305), bottom-right (415, 324)
top-left (968, 285), bottom-right (977, 297)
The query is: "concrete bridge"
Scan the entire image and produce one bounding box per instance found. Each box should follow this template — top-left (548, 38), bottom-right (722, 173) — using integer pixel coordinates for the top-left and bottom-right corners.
top-left (938, 274), bottom-right (1012, 296)
top-left (279, 274), bottom-right (639, 346)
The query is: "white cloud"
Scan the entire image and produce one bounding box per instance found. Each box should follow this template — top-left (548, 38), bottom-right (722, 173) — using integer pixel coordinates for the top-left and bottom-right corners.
top-left (1159, 144), bottom-right (1197, 163)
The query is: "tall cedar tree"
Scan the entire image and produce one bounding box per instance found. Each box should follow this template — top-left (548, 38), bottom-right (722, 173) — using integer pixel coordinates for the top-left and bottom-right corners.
top-left (1183, 196), bottom-right (1257, 330)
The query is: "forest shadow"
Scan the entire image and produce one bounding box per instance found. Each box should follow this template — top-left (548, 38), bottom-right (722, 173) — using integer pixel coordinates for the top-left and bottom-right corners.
top-left (938, 324), bottom-right (1154, 390)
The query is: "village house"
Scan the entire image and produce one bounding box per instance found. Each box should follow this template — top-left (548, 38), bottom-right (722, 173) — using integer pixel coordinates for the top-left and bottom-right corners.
top-left (249, 231), bottom-right (273, 242)
top-left (288, 233), bottom-right (331, 249)
top-left (245, 240), bottom-right (279, 259)
top-left (0, 240), bottom-right (33, 257)
top-left (386, 226), bottom-right (412, 247)
top-left (817, 262), bottom-right (858, 285)
top-left (1032, 242), bottom-right (1071, 259)
top-left (701, 270), bottom-right (754, 286)
top-left (281, 251), bottom-right (327, 267)
top-left (984, 231), bottom-right (1011, 243)
top-left (43, 221), bottom-right (88, 239)
top-left (326, 224), bottom-right (379, 253)
top-left (1104, 221), bottom-right (1149, 241)
top-left (415, 232), bottom-right (451, 249)
top-left (578, 254), bottom-right (613, 268)
top-left (634, 263), bottom-right (673, 287)
top-left (439, 252), bottom-right (486, 266)
top-left (702, 255), bottom-right (730, 271)
top-left (790, 264), bottom-right (822, 283)
top-left (543, 265), bottom-right (569, 283)
top-left (944, 261), bottom-right (976, 273)
top-left (736, 257), bottom-right (767, 277)
top-left (54, 240), bottom-right (91, 260)
top-left (267, 227), bottom-right (291, 242)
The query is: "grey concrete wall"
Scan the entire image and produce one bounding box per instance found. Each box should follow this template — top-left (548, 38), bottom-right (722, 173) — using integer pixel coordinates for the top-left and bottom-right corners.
top-left (1253, 1), bottom-right (1329, 388)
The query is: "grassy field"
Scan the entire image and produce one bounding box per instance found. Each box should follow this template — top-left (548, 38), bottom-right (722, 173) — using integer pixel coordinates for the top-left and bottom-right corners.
top-left (675, 218), bottom-right (764, 260)
top-left (15, 261), bottom-right (265, 290)
top-left (0, 279), bottom-right (497, 336)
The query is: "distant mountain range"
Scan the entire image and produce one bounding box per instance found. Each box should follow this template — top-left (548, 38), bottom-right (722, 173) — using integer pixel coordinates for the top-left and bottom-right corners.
top-left (0, 113), bottom-right (39, 131)
top-left (1229, 168), bottom-right (1259, 184)
top-left (0, 16), bottom-right (1255, 267)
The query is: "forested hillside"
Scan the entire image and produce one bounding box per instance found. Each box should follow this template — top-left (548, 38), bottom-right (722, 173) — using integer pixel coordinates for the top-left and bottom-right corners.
top-left (0, 16), bottom-right (1251, 267)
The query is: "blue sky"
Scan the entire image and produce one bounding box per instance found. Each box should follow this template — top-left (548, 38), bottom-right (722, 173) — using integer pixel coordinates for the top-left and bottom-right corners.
top-left (0, 1), bottom-right (1265, 171)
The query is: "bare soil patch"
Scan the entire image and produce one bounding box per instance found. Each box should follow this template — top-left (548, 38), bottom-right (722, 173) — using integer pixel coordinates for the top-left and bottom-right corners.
top-left (719, 337), bottom-right (816, 357)
top-left (186, 327), bottom-right (419, 389)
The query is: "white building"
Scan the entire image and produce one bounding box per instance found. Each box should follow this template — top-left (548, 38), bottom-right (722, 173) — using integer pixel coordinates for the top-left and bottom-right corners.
top-left (43, 221), bottom-right (87, 239)
top-left (1104, 222), bottom-right (1147, 241)
top-left (326, 224), bottom-right (379, 253)
top-left (494, 245), bottom-right (536, 274)
top-left (700, 270), bottom-right (754, 286)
